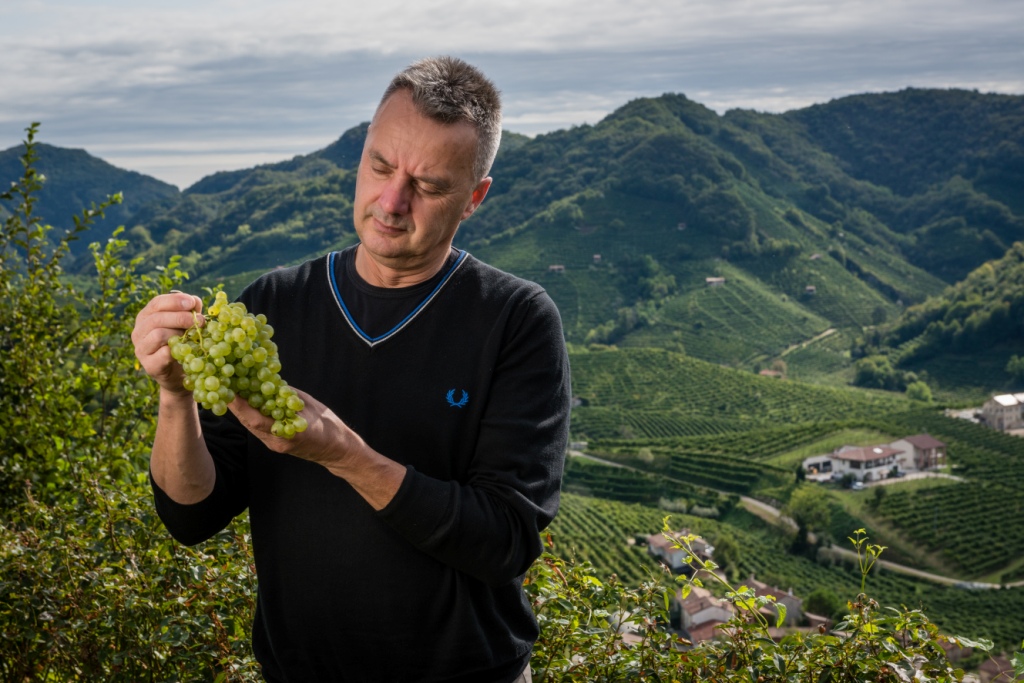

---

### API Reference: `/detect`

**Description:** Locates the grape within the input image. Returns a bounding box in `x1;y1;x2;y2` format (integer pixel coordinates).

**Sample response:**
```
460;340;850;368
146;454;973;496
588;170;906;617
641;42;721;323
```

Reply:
169;290;306;438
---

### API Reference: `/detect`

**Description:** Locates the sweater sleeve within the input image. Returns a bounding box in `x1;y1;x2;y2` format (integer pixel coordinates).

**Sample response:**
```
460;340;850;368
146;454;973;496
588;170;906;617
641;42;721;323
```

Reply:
375;290;571;586
150;409;251;546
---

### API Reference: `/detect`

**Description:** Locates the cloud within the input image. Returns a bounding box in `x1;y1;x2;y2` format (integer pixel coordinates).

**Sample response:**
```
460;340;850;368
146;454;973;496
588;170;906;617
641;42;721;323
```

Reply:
1;0;1021;187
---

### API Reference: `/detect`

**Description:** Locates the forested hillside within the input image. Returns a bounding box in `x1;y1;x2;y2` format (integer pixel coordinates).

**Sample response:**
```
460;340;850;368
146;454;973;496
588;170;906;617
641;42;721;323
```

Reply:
78;88;1023;390
0;142;179;263
855;242;1024;393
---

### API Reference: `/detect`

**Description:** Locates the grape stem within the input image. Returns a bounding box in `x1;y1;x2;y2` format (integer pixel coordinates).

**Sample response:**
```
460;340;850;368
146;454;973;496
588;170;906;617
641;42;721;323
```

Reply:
190;309;204;348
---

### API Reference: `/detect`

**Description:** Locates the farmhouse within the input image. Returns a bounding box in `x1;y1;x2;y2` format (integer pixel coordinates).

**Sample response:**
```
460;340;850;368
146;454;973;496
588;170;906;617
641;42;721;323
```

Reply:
547;264;566;273
748;575;804;627
705;277;726;287
980;393;1024;431
647;529;714;574
675;585;733;642
803;445;901;482
802;431;949;483
830;445;901;482
888;433;946;470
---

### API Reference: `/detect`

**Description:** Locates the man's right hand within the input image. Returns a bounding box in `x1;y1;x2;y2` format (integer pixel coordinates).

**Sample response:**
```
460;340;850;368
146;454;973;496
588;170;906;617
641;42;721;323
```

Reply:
132;293;205;396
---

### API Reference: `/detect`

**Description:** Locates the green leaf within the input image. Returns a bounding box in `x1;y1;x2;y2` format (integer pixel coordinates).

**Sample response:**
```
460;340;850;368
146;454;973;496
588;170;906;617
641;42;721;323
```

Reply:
775;603;787;628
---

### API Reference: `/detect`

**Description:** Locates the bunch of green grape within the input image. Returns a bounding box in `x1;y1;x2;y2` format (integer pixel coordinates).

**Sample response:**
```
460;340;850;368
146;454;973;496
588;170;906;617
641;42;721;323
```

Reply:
168;291;307;438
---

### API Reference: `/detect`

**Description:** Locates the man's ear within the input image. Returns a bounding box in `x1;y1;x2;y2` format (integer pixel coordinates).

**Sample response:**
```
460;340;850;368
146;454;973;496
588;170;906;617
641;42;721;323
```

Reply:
461;177;492;220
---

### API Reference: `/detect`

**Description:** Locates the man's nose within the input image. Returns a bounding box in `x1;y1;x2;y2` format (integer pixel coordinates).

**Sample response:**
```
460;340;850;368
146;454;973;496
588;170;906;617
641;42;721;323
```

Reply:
378;176;412;215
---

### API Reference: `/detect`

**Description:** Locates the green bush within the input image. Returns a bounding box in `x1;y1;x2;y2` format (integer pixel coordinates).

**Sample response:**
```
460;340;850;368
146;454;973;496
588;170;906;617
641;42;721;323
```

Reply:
0;125;260;681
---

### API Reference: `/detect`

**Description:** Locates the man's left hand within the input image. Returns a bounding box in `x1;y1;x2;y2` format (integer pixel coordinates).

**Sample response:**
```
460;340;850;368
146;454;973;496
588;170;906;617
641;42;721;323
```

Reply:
228;389;406;510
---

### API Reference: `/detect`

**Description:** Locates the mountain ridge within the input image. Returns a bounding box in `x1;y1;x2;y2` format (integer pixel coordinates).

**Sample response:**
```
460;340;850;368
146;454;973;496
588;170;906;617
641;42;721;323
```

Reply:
5;87;1022;394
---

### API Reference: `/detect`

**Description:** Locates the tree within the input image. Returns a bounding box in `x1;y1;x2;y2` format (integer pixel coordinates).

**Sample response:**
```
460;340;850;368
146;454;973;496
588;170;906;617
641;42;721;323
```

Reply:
784;486;832;536
1007;354;1024;383
906;380;933;403
805;586;845;622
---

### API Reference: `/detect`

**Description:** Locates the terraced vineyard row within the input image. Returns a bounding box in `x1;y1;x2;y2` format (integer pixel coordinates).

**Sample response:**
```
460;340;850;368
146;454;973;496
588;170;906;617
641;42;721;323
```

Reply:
551;494;1024;650
653;264;829;364
665;450;790;494
571;407;759;440
569;347;910;424
596;422;842;459
562;457;732;510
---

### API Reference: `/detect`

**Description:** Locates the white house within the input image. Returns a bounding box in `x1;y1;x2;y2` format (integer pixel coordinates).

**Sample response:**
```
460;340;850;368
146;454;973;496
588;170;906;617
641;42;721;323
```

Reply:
829;445;903;482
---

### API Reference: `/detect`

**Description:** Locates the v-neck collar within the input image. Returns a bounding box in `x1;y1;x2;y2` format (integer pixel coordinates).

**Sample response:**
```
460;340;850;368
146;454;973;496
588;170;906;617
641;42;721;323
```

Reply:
326;249;469;348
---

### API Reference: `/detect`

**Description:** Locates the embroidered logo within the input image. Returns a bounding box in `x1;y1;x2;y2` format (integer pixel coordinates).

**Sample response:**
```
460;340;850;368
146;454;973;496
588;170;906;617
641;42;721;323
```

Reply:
446;389;469;408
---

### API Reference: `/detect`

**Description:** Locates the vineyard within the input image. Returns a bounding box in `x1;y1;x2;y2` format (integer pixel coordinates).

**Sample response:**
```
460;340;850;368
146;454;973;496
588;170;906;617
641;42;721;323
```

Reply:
562;456;736;512
644;262;830;365
568;347;910;424
570;407;757;441
568;350;1024;585
875;481;1024;577
552;493;1024;651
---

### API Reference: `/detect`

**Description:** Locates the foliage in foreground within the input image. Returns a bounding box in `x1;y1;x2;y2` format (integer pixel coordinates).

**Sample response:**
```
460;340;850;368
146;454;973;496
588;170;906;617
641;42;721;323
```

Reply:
526;528;1021;682
1;126;1022;681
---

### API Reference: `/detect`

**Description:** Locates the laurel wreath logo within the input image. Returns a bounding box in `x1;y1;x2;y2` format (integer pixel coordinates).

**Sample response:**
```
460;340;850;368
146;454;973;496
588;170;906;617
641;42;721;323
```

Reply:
446;389;469;408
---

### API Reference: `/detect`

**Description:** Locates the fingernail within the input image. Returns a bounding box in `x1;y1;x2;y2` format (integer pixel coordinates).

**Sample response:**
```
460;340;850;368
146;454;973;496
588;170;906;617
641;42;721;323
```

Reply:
182;297;194;309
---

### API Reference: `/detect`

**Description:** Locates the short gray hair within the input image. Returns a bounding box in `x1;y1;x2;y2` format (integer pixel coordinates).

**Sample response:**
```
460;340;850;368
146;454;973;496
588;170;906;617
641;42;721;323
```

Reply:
378;56;502;182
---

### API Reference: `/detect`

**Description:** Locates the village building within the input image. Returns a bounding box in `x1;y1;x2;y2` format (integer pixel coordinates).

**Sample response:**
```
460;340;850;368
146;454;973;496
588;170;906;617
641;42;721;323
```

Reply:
802;445;901;482
980;393;1024;431
647;530;714;575
888;433;947;470
748;576;804;627
547;264;566;273
672;584;734;644
705;276;726;287
827;445;901;482
677;585;734;633
802;433;948;482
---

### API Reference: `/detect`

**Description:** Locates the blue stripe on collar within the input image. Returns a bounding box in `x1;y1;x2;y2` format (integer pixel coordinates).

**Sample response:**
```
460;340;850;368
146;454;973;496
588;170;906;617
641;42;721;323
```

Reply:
327;249;468;347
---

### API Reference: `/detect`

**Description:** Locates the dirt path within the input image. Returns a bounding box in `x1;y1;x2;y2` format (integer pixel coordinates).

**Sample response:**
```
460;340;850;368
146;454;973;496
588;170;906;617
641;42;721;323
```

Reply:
779;327;837;358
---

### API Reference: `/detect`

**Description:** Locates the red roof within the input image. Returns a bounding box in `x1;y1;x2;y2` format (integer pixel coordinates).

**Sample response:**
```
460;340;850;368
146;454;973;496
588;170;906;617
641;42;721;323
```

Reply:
687;619;728;643
904;433;945;449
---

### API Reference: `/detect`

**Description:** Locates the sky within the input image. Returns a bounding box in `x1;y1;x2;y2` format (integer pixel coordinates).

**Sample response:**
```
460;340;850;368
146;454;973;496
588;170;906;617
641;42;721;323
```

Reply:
1;0;1022;190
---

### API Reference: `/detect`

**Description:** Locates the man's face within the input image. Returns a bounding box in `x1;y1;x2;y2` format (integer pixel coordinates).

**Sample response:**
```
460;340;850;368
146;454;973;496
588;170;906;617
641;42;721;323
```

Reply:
353;89;490;277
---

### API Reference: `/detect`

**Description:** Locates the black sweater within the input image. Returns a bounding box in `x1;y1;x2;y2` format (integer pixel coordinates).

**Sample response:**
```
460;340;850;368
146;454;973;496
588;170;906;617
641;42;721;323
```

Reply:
151;249;572;682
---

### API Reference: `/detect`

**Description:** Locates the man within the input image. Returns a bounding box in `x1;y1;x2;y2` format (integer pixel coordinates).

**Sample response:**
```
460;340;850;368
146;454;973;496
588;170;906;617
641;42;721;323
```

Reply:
131;56;571;682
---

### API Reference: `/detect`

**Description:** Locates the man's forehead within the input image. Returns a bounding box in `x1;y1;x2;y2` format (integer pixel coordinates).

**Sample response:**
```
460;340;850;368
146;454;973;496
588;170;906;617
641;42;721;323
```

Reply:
364;92;477;176
369;89;478;143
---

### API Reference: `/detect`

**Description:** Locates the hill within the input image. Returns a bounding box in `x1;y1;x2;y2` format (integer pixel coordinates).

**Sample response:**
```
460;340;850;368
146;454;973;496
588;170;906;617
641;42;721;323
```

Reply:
73;88;1020;389
0;140;180;264
853;242;1024;397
